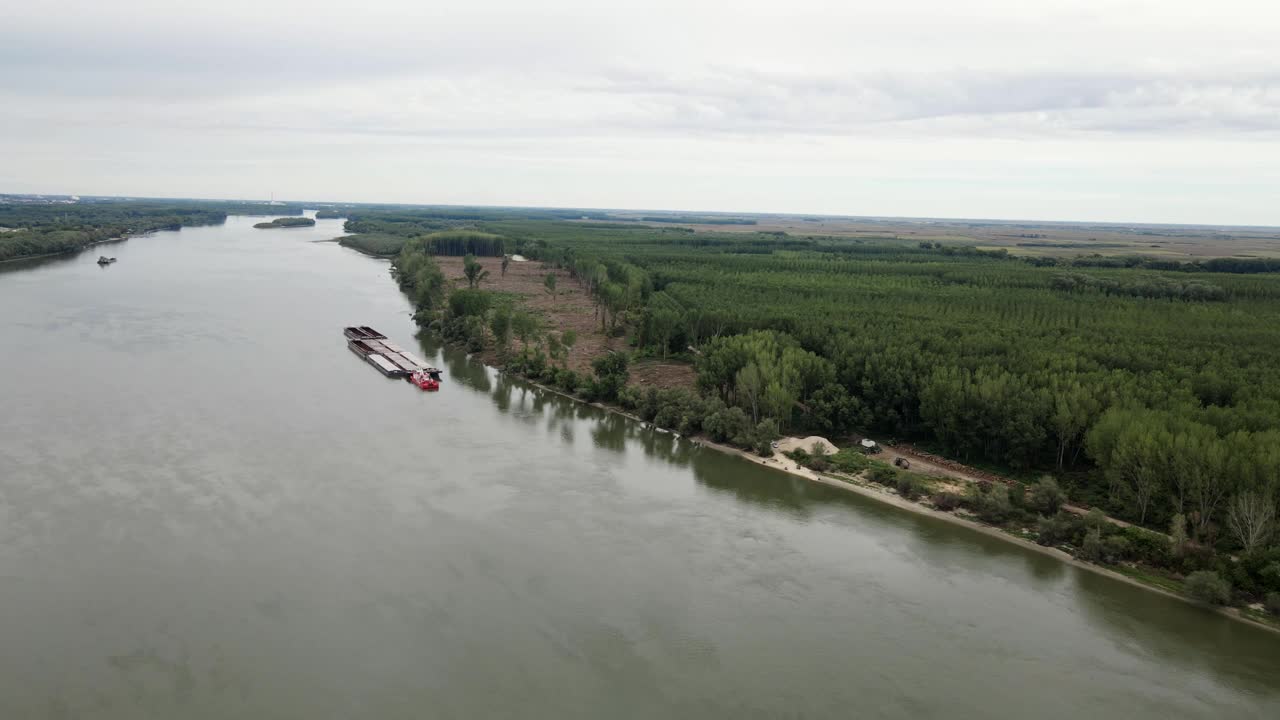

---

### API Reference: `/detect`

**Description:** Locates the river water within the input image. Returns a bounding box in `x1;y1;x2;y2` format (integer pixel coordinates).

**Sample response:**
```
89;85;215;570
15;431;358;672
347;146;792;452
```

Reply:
0;215;1277;718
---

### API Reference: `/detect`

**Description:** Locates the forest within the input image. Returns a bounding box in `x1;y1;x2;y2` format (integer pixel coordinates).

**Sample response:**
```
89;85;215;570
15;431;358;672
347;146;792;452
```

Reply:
0;199;305;262
372;209;1280;614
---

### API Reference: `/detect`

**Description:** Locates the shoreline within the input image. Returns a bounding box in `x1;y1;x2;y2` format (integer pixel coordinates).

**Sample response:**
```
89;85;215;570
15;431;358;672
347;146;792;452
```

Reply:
0;233;135;265
504;368;1280;636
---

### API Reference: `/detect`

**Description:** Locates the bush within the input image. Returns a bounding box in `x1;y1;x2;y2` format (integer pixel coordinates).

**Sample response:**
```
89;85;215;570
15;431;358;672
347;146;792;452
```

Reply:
896;475;923;501
1036;512;1085;547
975;484;1013;524
868;466;898;486
1078;528;1103;562
1120;526;1171;569
1184;571;1232;605
1102;535;1131;564
932;492;963;511
1029;476;1066;516
829;449;871;474
1266;592;1280;616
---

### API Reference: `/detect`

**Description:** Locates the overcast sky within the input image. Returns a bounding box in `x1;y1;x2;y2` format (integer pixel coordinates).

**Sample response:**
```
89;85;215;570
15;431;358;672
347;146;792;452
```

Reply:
2;0;1278;224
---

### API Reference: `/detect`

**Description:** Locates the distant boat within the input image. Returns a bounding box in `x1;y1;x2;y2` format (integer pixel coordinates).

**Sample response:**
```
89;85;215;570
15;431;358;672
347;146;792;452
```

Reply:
96;256;116;265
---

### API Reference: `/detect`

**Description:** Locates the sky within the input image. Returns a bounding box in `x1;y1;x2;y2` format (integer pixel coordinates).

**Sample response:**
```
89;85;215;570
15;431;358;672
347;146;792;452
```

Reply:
2;0;1278;225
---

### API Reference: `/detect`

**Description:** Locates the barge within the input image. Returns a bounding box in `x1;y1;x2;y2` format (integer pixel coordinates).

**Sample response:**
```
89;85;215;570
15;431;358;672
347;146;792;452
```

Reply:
344;326;443;386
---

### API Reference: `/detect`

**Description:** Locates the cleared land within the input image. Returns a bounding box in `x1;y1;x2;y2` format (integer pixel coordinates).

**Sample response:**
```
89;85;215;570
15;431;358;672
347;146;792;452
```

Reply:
433;255;695;389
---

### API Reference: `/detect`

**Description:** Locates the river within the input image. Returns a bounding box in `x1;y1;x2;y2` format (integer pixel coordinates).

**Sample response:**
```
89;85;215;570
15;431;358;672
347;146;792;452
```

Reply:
1;215;1277;718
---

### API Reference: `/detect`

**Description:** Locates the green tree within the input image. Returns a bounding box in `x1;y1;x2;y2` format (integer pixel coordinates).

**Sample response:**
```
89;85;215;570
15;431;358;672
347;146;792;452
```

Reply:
1169;513;1188;558
736;363;764;423
463;254;490;289
512;311;538;350
590;353;629;401
490;307;512;353
544;273;558;305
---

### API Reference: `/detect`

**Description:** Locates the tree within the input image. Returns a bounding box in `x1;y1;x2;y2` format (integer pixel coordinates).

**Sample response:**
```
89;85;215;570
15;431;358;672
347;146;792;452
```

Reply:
501;254;511;277
1184;570;1231;605
490;307;512;353
647;308;680;359
463;254;490;289
764;380;794;429
590;352;629;401
512;311;538;350
561;329;577;363
544;273;557;305
736;363;764;423
1169;513;1188;558
1227;488;1276;554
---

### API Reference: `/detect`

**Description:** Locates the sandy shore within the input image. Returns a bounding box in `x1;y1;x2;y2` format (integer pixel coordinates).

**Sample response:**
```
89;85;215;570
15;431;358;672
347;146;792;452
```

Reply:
696;435;1280;634
505;371;1279;634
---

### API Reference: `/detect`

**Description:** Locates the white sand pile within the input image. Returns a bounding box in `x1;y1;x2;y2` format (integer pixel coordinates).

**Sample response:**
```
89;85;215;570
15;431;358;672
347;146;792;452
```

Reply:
774;436;838;455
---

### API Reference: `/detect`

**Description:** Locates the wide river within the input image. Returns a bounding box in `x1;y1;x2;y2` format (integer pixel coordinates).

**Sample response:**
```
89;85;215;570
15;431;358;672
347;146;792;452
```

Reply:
1;215;1277;718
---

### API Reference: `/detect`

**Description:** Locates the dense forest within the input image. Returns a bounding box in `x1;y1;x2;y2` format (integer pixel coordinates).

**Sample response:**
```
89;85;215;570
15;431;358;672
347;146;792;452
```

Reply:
0;199;304;262
368;209;1280;613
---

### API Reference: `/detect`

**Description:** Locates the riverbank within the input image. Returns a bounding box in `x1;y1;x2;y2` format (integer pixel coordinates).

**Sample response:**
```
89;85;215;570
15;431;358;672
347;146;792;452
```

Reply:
497;361;1280;635
0;233;133;265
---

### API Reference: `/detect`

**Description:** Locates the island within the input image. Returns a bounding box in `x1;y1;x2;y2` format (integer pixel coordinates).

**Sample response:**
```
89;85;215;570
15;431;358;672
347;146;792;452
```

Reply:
253;217;316;229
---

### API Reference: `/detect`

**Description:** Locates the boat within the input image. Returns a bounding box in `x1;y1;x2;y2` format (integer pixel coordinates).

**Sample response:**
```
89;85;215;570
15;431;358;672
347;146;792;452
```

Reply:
97;256;117;265
409;369;440;391
343;325;443;386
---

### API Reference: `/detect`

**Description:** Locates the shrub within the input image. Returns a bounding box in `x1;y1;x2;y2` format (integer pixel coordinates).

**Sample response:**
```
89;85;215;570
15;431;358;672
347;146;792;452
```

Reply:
1184;571;1232;605
932;492;963;511
1007;483;1026;509
975;485;1013;524
1029;476;1066;515
1078;528;1102;562
1036;512;1085;547
830;449;871;474
1102;535;1131;563
868;466;898;486
1121;526;1171;569
896;475;923;501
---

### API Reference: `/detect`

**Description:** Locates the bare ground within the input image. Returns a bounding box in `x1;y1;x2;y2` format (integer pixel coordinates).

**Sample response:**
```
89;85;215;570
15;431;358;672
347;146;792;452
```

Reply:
435;255;696;389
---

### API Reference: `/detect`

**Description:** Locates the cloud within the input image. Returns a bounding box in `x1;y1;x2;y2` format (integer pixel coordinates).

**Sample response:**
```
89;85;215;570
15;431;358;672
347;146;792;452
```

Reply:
1;0;1279;222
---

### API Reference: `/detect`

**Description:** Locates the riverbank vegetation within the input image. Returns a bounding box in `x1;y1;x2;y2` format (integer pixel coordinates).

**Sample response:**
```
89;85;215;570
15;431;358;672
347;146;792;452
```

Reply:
0;199;306;262
361;209;1280;620
253;217;315;229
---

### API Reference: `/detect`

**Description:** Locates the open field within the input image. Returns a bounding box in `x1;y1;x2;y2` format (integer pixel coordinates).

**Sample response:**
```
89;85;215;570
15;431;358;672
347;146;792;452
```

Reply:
591;211;1280;259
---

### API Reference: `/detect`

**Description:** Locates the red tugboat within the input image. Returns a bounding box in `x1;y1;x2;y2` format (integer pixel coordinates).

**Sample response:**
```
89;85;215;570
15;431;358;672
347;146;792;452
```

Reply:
410;369;441;391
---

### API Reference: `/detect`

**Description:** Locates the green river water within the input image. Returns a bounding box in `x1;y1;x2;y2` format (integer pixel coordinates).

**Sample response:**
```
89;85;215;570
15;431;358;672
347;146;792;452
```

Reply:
0;215;1277;718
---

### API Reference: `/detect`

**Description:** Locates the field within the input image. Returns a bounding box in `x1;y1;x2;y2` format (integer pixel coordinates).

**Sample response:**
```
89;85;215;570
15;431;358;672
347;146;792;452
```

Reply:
591;211;1280;259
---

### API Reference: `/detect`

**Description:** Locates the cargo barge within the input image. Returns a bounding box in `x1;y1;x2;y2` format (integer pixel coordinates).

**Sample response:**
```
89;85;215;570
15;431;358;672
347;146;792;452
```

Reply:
344;326;443;386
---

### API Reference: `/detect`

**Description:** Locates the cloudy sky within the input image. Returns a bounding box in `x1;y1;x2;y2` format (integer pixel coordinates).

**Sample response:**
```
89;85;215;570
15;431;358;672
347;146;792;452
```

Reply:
2;0;1278;224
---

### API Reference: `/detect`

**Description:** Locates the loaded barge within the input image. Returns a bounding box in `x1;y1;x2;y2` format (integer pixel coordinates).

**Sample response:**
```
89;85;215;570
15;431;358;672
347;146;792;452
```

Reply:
345;326;442;389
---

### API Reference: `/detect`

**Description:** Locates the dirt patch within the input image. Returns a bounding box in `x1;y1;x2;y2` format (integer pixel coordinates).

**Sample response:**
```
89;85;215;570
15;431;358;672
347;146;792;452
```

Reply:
435;255;696;389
